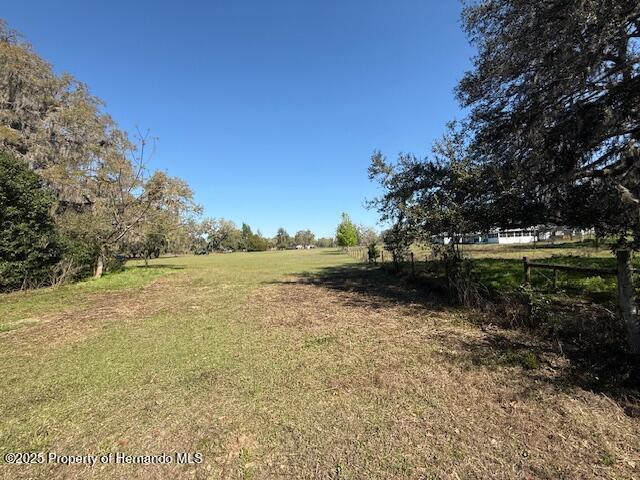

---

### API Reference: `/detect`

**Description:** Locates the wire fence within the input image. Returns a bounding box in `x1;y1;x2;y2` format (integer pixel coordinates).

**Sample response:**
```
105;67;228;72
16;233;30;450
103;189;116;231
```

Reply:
343;245;431;277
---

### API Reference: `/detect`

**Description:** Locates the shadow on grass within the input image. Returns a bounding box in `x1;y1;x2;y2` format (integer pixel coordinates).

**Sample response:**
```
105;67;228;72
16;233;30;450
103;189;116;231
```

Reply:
286;262;449;312
131;264;186;270
277;261;640;409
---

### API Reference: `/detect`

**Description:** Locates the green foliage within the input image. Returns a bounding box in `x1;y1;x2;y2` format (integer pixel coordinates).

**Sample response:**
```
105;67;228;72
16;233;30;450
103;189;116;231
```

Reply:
368;122;489;258
382;224;411;265
275;228;292;249
0;153;61;291
367;243;380;263
316;237;335;248
293;229;315;247
247;233;269;252
240;223;252;250
432;245;486;306
368;2;640;270
239;223;269;252
0;21;199;281
517;284;552;328
336;213;358;247
58;229;100;280
202;218;237;252
458;0;640;245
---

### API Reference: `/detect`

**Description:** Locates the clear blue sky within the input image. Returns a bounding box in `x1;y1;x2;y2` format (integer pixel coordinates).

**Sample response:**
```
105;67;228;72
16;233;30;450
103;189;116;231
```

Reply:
5;1;473;238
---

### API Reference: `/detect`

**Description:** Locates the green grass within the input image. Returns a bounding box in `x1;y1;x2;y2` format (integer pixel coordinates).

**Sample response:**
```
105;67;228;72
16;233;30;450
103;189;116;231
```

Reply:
1;249;638;479
359;240;635;303
0;266;175;331
470;255;625;299
470;251;640;305
0;250;362;473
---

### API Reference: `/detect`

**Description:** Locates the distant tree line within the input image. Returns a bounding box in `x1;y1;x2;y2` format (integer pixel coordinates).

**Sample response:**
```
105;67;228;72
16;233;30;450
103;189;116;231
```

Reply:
183;213;383;255
188;218;347;253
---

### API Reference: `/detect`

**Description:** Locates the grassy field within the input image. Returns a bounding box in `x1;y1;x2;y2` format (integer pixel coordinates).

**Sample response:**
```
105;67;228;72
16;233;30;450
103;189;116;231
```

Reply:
1;249;639;479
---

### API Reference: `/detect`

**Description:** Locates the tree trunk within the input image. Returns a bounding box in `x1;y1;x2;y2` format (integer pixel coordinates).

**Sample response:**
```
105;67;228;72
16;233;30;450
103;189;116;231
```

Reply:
616;249;640;357
94;246;106;279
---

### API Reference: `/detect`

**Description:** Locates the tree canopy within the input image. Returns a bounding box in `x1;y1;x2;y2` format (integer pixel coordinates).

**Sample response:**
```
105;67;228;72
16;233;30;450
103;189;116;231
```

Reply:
336;213;359;247
275;228;292;249
458;0;640;244
0;20;199;284
369;1;640;248
293;229;315;247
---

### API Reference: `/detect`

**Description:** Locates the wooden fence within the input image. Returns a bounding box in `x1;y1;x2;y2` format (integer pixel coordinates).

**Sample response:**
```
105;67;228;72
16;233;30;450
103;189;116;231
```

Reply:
523;252;640;354
344;246;640;354
522;256;617;290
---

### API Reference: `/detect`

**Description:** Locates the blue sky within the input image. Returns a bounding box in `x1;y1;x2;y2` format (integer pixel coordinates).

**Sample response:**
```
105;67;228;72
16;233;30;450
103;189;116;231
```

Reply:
5;1;473;238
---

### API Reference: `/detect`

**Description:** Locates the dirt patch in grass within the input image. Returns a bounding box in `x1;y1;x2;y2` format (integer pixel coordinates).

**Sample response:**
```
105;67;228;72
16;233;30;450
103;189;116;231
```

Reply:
0;272;192;352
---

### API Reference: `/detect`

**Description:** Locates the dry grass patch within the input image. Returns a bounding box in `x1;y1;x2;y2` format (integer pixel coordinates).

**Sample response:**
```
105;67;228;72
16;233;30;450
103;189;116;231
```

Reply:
239;278;640;479
0;271;194;352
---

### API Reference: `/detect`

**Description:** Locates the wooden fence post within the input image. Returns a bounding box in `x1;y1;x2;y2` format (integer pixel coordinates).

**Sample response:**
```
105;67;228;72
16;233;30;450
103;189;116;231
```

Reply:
411;252;415;278
523;257;531;285
616;249;640;356
381;251;384;264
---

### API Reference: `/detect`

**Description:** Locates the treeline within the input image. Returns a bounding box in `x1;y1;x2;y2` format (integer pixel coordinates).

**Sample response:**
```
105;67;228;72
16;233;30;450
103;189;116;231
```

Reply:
183;213;381;254
0;20;199;290
186;219;332;253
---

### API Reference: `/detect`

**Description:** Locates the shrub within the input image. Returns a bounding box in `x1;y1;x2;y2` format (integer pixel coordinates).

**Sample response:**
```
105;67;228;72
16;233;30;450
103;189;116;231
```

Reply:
0;153;61;291
367;243;380;263
247;234;269;252
432;244;487;306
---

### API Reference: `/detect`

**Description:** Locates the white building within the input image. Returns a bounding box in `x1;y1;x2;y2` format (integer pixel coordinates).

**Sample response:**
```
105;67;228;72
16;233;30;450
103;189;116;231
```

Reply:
486;228;537;244
433;227;595;245
434;228;538;245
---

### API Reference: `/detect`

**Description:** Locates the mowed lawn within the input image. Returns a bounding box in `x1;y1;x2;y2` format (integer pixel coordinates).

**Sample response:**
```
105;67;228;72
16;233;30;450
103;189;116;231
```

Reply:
1;249;639;479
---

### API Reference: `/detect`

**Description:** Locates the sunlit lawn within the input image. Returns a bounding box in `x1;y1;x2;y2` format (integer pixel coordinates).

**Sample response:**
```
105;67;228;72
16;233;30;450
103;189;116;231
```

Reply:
1;249;638;479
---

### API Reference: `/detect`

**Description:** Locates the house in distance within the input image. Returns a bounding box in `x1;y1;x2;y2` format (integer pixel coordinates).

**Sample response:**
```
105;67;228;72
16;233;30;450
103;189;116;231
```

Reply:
433;228;594;245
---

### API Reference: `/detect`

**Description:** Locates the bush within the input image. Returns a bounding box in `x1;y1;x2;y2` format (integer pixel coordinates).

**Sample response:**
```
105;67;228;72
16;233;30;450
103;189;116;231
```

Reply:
247;234;269;252
0;153;61;291
61;235;100;280
367;243;380;263
432;244;487;306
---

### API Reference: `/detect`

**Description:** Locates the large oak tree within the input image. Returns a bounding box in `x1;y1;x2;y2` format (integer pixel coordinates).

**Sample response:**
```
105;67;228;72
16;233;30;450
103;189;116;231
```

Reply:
458;0;640;242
